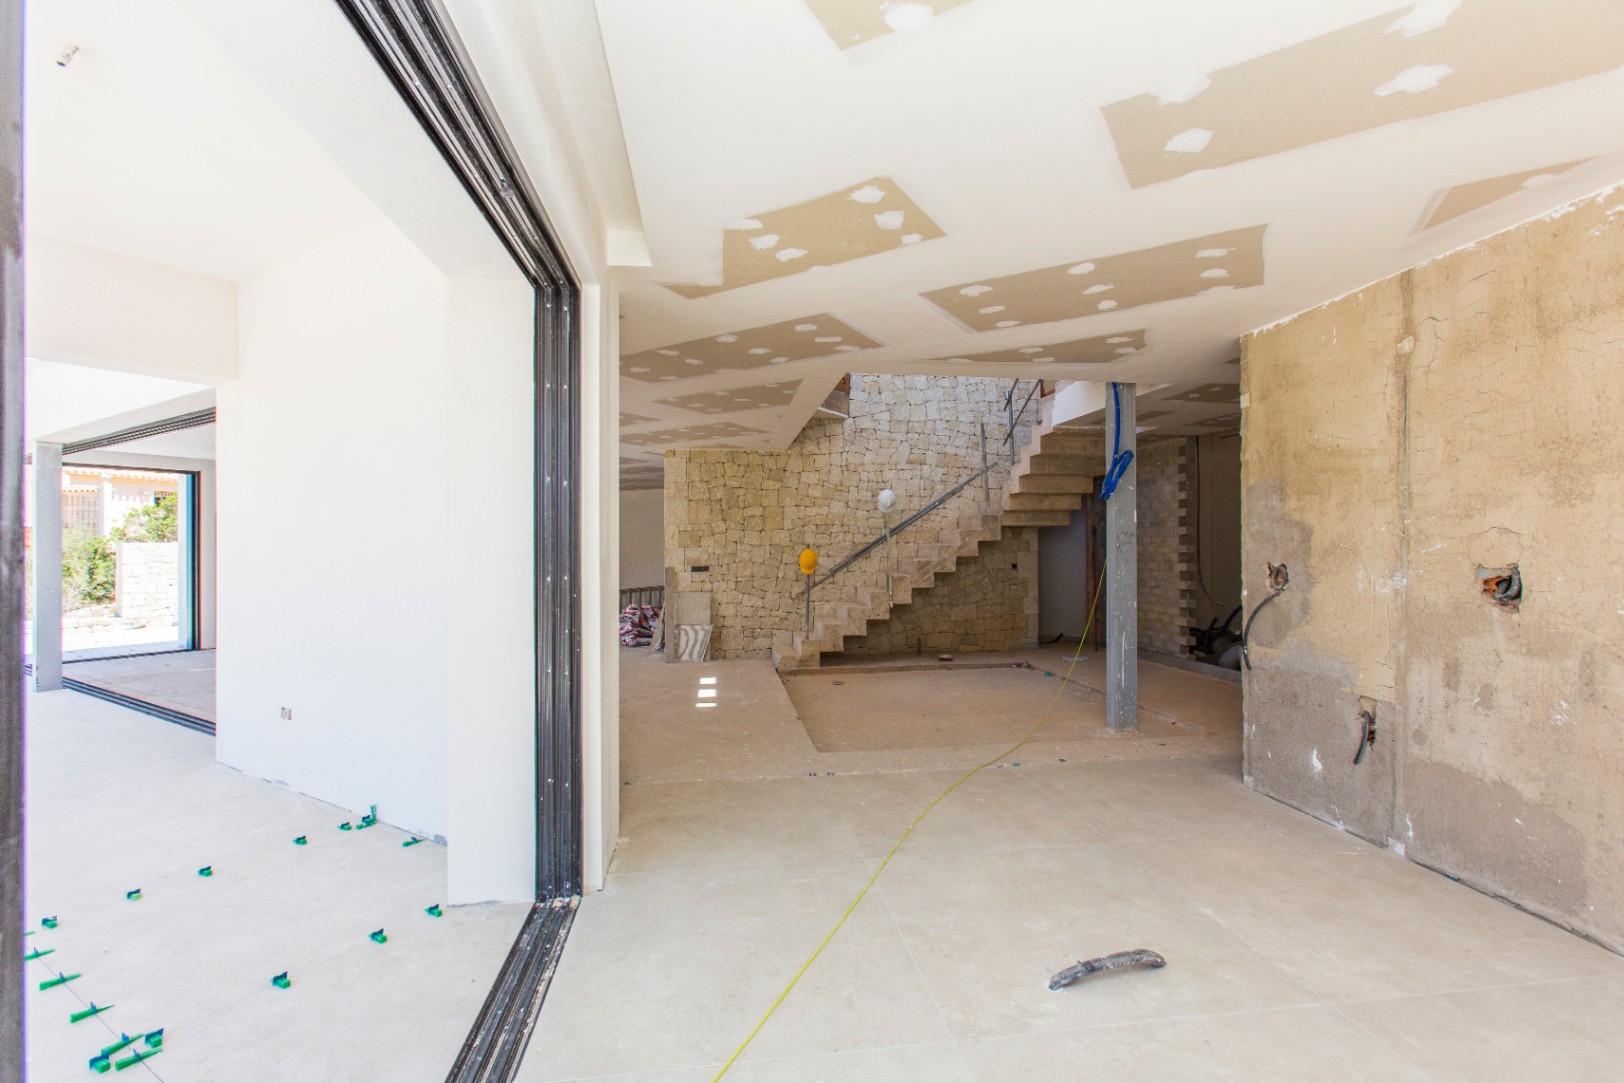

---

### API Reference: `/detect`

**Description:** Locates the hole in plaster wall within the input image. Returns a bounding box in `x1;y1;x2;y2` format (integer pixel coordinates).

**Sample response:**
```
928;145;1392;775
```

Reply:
1375;63;1453;96
1477;564;1522;609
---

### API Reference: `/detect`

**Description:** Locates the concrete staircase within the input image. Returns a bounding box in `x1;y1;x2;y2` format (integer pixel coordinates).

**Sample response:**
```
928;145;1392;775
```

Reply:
771;419;1105;670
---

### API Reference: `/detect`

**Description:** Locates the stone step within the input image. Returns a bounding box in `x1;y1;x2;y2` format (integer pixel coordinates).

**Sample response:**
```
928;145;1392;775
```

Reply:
1005;491;1083;511
1001;509;1074;527
1010;472;1097;495
1024;453;1099;475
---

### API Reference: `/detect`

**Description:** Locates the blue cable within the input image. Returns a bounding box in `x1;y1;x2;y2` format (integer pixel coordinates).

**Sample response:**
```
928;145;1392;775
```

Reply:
1099;382;1134;501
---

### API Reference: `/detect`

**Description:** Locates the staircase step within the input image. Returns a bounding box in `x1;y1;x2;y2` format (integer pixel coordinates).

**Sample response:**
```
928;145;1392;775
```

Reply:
1001;510;1074;527
1005;491;1083;512
1025;453;1101;475
1011;472;1097;494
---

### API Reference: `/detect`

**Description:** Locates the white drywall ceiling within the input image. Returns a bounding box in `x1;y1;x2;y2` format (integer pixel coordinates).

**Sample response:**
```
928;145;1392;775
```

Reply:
23;0;388;282
487;0;1624;466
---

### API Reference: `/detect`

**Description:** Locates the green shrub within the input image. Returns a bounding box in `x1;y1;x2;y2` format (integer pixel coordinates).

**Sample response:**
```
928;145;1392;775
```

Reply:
62;528;116;609
111;492;178;543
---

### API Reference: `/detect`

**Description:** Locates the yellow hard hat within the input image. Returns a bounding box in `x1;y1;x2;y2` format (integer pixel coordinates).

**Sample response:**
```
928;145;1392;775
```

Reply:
799;547;818;575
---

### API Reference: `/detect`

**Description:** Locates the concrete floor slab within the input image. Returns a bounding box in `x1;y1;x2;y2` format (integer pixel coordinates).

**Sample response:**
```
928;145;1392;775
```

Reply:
21;688;526;1082
517;645;1624;1082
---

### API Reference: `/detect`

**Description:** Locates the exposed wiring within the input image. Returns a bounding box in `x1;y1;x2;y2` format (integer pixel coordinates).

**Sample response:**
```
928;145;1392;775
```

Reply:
1099;382;1135;502
1353;708;1377;765
1240;562;1289;671
709;562;1111;1081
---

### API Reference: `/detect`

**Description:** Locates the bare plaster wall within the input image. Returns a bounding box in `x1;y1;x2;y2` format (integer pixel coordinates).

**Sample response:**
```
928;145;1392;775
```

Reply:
664;374;1036;659
1241;185;1624;951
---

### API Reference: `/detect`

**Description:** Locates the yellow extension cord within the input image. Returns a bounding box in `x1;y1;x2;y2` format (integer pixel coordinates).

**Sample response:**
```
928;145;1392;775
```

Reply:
710;563;1110;1080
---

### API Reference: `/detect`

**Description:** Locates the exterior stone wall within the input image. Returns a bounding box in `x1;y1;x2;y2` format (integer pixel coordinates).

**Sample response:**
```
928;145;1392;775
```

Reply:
1137;438;1194;656
1240;185;1624;952
114;542;179;624
664;374;1038;659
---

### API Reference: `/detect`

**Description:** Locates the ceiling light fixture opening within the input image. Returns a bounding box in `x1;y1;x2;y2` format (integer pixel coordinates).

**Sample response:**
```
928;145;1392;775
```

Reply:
884;3;936;32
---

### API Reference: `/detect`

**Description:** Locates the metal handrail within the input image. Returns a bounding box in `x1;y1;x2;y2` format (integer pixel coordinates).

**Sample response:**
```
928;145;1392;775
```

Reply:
1000;381;1039;461
795;379;1043;602
795;463;993;599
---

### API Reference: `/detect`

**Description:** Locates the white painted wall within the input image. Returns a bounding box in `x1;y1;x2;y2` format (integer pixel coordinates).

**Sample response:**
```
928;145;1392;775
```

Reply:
218;220;453;844
446;276;537;903
24;236;237;382
618;488;664;589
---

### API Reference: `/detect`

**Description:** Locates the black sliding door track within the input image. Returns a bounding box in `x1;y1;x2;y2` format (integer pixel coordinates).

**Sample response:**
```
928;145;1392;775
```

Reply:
331;3;584;1081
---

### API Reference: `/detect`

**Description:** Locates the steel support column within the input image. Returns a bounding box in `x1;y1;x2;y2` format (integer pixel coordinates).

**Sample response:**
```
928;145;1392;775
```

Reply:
31;442;61;692
1105;382;1138;732
1;0;26;1073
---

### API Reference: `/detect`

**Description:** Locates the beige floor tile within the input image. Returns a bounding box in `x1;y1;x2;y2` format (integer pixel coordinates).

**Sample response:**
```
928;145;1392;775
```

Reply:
21;689;520;1080
620;651;820;784
877;845;1321;1040
611;777;864;873
561;1042;974;1082
1133;827;1624;1002
1338;973;1624;1083
956;1005;1435;1082
519;863;952;1081
1020;756;1316;841
826;766;1100;858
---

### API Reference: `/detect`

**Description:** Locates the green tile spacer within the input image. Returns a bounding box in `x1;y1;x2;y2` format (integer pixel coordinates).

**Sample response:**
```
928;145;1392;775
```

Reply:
125;889;141;901
101;1035;134;1056
89;1054;111;1074
337;822;352;831
41;916;58;928
197;865;213;877
143;1029;164;1049
293;835;307;845
368;928;387;944
271;971;291;990
39;971;80;990
70;1003;113;1023
114;1047;161;1071
424;904;443;918
402;837;424;847
23;947;53;961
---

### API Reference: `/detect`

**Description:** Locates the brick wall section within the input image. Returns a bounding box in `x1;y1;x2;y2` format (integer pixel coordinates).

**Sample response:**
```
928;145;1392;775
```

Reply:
664;374;1038;659
1136;438;1194;656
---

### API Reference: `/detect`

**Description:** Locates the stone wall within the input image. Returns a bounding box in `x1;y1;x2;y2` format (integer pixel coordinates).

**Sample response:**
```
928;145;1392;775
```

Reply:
1240;184;1624;952
114;542;179;624
1137;438;1194;656
840;528;1038;655
664;374;1038;659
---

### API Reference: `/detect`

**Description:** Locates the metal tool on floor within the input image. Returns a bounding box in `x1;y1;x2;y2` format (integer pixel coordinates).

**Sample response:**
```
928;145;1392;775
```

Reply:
1048;949;1167;990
